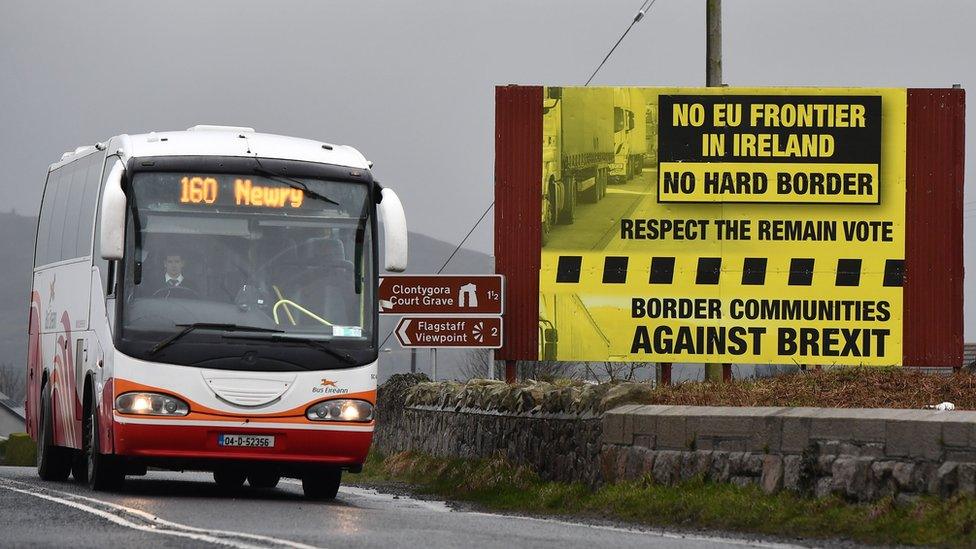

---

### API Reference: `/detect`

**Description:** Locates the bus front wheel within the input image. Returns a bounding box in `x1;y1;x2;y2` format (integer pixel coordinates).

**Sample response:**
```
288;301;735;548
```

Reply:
84;401;124;491
302;468;341;500
214;468;247;491
248;471;281;489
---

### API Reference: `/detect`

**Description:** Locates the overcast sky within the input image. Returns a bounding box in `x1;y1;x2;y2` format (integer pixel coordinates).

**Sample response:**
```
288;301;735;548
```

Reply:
1;0;972;338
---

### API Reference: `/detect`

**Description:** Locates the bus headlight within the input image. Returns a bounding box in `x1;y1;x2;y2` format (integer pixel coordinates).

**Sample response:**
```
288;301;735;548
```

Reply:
115;392;190;416
306;399;373;422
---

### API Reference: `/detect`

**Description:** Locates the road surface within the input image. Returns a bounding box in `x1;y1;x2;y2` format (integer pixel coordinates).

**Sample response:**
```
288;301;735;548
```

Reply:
0;466;804;548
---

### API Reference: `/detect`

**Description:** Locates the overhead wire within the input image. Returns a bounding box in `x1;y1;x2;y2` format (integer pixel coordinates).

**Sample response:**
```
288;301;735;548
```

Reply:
585;0;658;86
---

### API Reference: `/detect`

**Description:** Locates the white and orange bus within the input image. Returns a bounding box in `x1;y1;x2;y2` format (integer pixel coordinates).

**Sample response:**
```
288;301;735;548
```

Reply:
26;125;407;499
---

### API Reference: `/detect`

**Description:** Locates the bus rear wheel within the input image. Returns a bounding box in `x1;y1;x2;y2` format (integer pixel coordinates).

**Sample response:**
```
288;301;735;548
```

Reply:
37;383;71;482
302;468;341;500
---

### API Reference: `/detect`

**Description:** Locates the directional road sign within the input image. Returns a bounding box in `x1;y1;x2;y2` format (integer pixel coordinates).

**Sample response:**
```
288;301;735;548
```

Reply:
395;317;503;349
379;275;503;315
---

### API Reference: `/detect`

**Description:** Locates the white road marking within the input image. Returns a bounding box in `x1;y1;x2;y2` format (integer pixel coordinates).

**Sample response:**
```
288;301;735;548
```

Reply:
0;478;322;549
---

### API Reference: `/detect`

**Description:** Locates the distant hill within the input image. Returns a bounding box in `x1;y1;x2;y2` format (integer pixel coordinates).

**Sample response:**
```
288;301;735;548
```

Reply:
0;212;493;389
0;212;35;378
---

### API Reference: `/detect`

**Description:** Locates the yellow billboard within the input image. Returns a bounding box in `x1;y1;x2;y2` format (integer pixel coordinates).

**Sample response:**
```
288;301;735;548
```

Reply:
539;87;905;366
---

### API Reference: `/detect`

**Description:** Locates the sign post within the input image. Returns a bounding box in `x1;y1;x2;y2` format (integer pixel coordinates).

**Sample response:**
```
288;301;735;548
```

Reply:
432;348;437;382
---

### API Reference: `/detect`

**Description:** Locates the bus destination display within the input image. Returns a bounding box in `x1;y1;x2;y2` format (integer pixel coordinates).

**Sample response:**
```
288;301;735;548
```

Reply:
178;175;305;209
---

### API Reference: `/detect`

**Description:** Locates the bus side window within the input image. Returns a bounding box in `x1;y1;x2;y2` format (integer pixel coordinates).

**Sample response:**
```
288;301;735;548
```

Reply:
62;156;88;259
74;153;103;258
46;162;71;263
93;158;119;298
34;169;56;268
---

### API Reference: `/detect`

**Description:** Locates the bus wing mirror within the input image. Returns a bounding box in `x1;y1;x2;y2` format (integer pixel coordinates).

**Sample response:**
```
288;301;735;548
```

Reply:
99;161;126;260
378;187;407;272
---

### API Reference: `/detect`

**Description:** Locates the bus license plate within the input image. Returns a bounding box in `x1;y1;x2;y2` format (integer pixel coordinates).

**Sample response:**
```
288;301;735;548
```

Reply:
218;434;275;448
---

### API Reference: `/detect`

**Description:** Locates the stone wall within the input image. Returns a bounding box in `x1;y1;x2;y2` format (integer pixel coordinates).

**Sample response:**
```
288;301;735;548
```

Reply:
373;376;976;501
603;405;976;501
373;374;603;485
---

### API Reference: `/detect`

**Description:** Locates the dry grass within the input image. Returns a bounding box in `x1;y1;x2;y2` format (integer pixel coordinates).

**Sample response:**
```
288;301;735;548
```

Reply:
635;368;976;409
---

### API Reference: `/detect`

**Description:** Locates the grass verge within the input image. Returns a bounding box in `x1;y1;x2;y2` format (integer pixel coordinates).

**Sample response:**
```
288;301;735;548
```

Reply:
0;433;35;466
350;451;976;547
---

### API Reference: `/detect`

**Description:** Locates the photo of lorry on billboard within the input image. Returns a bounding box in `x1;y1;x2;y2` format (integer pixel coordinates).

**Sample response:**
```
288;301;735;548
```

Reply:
538;86;906;366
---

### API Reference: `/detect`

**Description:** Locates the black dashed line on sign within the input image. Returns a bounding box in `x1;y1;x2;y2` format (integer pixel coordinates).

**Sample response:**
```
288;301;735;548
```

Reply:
788;258;815;286
649;257;675;284
696;257;721;285
556;256;582;283
836;258;862;287
602;256;628;284
883;259;904;287
741;257;767;286
552;256;906;287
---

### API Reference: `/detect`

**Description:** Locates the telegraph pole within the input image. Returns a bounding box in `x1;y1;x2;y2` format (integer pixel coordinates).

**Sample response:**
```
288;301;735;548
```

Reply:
705;0;730;383
706;0;722;87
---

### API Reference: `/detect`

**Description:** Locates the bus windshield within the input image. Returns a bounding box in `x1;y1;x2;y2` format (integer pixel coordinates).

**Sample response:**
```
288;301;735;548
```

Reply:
118;170;375;368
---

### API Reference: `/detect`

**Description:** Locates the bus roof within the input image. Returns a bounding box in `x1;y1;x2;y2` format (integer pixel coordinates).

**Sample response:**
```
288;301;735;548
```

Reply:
51;125;372;172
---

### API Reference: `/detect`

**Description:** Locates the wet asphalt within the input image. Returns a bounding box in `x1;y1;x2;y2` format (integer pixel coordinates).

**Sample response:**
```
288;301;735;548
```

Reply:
0;466;814;549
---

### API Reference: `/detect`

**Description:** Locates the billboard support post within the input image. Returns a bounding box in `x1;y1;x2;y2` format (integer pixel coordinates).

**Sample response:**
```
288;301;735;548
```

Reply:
505;360;517;384
659;363;672;386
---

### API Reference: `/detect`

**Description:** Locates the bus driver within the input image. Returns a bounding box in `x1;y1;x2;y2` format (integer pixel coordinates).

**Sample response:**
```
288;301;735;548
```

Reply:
154;253;196;296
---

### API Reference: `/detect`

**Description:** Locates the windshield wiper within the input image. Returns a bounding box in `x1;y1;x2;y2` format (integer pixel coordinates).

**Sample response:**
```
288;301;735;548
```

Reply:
252;166;341;207
149;323;283;356
222;333;358;365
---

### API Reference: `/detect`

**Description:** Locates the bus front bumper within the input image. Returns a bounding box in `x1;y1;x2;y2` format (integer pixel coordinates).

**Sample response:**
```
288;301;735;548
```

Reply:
112;415;372;467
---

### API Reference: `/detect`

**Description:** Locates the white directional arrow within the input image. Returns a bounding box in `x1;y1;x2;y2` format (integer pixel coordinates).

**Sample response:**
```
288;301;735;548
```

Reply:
396;319;412;345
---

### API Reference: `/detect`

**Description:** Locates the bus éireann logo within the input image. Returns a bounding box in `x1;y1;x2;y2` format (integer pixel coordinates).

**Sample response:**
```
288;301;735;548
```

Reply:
44;275;57;331
313;379;349;395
